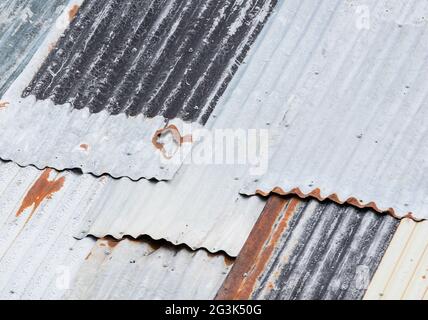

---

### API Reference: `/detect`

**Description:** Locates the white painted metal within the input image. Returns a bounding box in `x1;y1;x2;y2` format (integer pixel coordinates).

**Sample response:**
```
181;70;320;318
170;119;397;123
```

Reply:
364;219;428;300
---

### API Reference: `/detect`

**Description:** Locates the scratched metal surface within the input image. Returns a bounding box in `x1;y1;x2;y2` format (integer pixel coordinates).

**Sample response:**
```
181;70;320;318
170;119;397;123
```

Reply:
0;0;69;96
216;196;399;300
240;0;428;219
0;161;231;299
0;0;276;180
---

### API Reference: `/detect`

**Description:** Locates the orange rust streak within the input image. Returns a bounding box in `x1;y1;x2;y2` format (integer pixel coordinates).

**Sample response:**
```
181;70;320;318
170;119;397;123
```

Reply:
68;4;80;21
215;195;298;300
0;101;9;108
16;169;65;221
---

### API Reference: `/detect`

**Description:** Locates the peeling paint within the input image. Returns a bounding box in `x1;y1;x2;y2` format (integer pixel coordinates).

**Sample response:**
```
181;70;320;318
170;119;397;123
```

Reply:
16;168;65;222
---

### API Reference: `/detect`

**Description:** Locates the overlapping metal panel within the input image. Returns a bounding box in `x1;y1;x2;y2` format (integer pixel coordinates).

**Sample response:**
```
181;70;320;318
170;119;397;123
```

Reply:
66;238;232;300
240;0;428;219
0;152;258;259
364;219;428;300
0;0;276;180
0;0;70;96
216;195;399;300
0;160;232;299
69;0;318;257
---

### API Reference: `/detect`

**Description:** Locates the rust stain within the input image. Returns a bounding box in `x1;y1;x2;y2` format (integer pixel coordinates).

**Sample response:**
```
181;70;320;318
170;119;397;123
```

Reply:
79;143;89;151
152;124;192;159
106;238;119;248
85;252;92;260
0;101;9;108
215;195;299;300
224;256;235;267
16;169;65;222
254;186;417;221
68;4;80;21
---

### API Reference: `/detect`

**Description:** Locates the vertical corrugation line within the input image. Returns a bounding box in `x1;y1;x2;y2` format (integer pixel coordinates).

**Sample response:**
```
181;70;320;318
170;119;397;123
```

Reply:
217;195;399;300
22;0;277;123
364;219;428;300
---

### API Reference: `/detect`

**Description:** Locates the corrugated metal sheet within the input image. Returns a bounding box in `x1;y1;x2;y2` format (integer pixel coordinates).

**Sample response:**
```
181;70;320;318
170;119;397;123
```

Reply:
216;195;399;300
364;219;428;300
0;152;259;257
23;0;276;122
0;0;70;96
0;161;97;299
240;0;428;219
0;0;276;180
69;0;318;256
66;237;232;300
0;160;232;299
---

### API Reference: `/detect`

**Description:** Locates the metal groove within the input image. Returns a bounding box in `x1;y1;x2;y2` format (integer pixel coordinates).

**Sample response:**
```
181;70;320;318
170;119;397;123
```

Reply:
216;195;399;300
22;0;277;123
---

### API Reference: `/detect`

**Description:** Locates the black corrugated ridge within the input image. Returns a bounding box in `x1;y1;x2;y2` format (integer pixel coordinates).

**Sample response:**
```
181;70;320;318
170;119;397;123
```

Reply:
251;199;399;300
22;0;277;124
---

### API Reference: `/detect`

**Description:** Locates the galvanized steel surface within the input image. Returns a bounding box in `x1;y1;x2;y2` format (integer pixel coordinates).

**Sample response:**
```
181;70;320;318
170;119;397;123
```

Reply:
240;0;428;219
217;195;399;300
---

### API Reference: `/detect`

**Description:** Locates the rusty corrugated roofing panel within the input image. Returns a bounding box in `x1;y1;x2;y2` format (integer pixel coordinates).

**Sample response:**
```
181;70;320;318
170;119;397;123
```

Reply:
0;161;232;299
66;0;304;256
66;238;232;300
239;0;428;219
0;0;276;180
0;0;71;96
216;195;399;300
364;219;428;300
